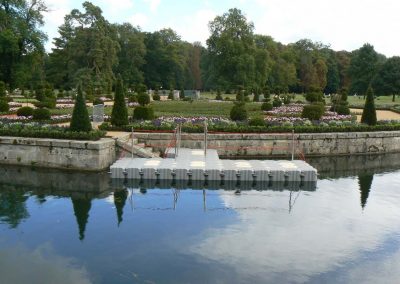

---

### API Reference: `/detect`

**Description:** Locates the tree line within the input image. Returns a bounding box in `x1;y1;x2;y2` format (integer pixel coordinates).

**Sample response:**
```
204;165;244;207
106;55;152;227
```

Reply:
1;2;399;99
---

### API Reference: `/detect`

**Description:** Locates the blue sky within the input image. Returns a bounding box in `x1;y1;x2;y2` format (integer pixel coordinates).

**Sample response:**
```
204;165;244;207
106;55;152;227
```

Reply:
43;0;400;56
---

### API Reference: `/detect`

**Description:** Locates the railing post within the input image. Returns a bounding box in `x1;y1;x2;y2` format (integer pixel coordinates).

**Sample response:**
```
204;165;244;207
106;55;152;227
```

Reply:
174;126;178;159
291;129;295;161
131;127;134;159
204;119;208;156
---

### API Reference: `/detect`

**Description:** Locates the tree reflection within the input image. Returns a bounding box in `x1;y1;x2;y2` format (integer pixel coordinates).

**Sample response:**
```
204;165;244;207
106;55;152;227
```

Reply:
358;174;374;209
114;189;128;226
0;186;29;228
71;197;92;241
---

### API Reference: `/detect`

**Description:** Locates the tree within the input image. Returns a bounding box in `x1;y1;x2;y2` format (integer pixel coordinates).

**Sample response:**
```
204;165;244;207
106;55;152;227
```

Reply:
70;84;92;132
358;174;374;209
111;77;128;126
348;44;381;98
0;81;5;97
372;56;400;102
0;0;47;89
206;8;260;91
361;86;377;125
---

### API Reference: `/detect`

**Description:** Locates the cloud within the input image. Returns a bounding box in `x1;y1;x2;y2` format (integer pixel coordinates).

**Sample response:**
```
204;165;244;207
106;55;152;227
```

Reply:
0;243;92;284
143;0;161;13
189;174;400;282
129;13;149;28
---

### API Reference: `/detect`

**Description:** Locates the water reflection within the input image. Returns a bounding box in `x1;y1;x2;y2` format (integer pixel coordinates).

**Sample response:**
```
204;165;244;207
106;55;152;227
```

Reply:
113;189;128;226
72;197;92;241
0;186;29;228
358;174;374;209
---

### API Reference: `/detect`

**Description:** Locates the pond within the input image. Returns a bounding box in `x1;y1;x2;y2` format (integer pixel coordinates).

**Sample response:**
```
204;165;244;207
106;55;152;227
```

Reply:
1;154;400;284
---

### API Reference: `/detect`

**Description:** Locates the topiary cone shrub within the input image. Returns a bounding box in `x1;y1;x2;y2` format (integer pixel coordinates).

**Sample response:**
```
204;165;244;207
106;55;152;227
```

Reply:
70;85;92;132
230;102;248;121
111;77;128;126
361;86;377;126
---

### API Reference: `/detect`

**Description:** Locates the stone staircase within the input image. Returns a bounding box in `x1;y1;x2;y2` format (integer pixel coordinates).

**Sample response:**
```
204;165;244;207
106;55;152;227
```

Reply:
113;133;159;158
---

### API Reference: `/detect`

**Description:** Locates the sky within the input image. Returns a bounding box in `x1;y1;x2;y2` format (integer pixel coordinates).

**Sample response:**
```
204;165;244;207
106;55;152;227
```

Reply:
43;0;400;57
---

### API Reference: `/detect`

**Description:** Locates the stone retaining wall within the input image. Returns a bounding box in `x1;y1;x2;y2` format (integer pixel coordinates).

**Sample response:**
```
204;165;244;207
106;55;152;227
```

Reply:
0;136;116;171
134;131;400;158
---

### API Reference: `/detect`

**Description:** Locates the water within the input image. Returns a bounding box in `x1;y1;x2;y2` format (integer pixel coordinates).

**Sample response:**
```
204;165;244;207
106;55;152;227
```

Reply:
1;154;400;284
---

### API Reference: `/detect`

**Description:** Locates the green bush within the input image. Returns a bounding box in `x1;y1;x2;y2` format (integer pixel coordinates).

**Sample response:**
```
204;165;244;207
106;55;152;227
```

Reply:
33;108;51;120
302;104;325;120
180;89;185;99
17;106;34;117
248;116;265;126
261;102;273;111
0;100;9;112
236;90;245;102
128;94;138;103
361;86;377;126
305;92;324;103
152;93;160;101
138;93;150;106
70;85;92;132
0;81;6;97
283;95;291;105
272;98;282;107
133;106;155;120
336;104;350;115
168;89;174;100
111;77;128;126
230;102;248;121
93;98;104;105
215;89;223;100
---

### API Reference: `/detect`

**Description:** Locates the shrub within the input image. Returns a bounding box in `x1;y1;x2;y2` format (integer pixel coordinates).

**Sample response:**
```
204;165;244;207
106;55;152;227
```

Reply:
180;89;185;99
336;104;350;115
283;95;291;105
305;91;324;103
301;104;325;120
261;102;273;111
230;102;248;121
128;94;138;102
70;85;92;132
253;90;260;102
17;106;34;117
215;89;223;100
168;89;174;100
249;116;265;126
106;94;113;100
0;100;9;112
93;98;104;105
138;93;150;106
0;81;5;97
133;106;155;120
33;108;51;120
111;77;128;126
361;86;377;126
152;92;160;101
272;98;282;107
236;90;245;102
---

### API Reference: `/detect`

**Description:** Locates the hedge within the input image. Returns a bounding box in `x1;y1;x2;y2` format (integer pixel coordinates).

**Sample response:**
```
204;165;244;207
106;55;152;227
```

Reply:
0;124;106;140
99;122;400;134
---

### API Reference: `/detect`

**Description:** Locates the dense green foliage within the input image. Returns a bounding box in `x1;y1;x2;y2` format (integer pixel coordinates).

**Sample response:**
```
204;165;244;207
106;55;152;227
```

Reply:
138;93;151;106
133;106;155;120
70;86;92;132
0;100;9;112
17;107;34;117
0;123;105;140
230;102;248;121
100;121;400;134
372;57;400;101
111;77;128;126
261;102;273;111
32;108;51;120
361;86;377;125
302;104;325;120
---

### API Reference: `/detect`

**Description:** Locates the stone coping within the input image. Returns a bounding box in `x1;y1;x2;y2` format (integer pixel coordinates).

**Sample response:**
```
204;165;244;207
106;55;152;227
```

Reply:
0;136;115;150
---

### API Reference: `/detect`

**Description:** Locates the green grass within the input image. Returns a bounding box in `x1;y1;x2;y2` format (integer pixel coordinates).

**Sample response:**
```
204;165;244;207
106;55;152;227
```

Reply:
13;98;38;103
346;95;400;108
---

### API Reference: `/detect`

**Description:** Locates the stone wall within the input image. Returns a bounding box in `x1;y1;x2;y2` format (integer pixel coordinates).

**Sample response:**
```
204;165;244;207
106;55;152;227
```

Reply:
0;136;116;171
134;131;400;158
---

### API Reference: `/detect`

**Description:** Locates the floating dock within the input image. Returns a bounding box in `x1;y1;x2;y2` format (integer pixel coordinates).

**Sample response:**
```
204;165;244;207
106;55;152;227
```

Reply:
110;148;317;184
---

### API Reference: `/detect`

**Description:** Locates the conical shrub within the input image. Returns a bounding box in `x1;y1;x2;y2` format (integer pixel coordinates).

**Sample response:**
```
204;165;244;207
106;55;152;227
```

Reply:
361;86;377;126
111;77;128;126
70;84;92;132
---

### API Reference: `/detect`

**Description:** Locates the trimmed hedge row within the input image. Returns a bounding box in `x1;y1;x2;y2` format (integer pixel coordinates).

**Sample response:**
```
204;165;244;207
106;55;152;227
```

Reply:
100;122;400;134
0;125;106;140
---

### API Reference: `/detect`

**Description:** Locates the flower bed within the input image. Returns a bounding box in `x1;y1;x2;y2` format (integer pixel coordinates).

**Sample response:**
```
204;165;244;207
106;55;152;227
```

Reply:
0;114;71;124
0;122;106;140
